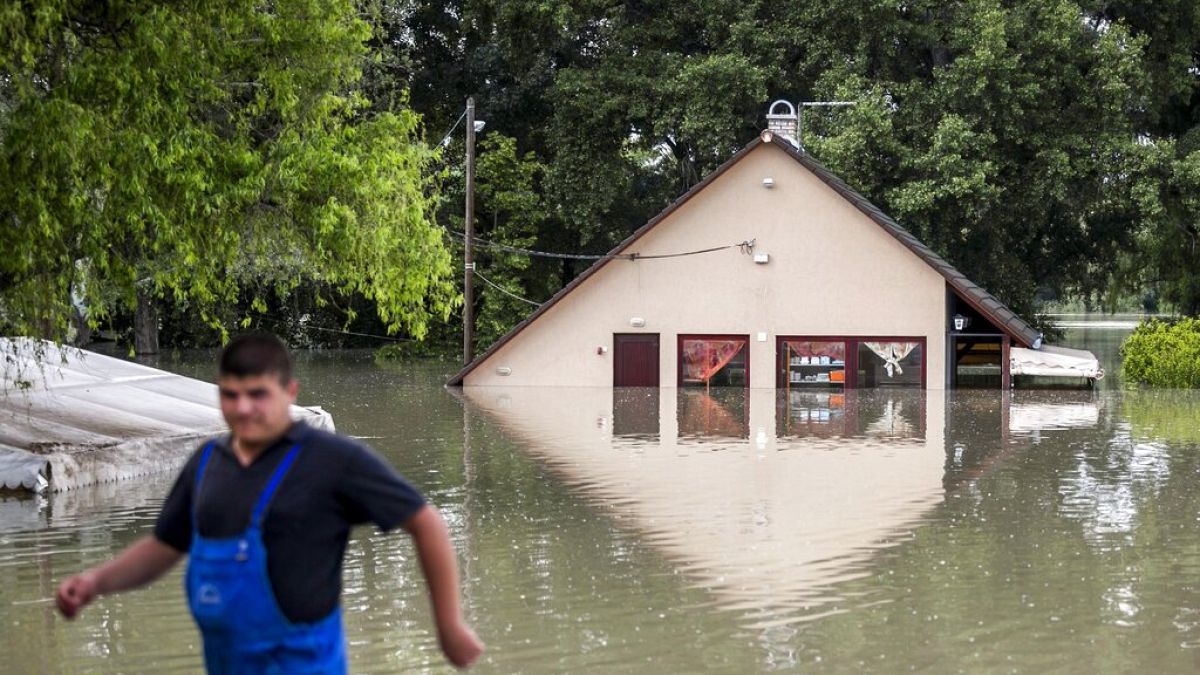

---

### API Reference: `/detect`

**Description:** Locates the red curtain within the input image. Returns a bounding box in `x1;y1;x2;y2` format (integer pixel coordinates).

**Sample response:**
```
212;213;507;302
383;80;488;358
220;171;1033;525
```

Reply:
785;340;845;361
682;339;746;383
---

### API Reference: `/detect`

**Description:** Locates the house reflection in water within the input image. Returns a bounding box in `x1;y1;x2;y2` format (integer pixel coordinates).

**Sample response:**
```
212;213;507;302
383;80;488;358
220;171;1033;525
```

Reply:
461;386;1102;626
775;390;927;441
676;388;749;441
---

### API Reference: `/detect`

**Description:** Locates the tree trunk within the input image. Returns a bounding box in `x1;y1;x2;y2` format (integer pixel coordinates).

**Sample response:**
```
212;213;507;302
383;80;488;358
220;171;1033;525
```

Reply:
134;289;160;354
71;305;92;347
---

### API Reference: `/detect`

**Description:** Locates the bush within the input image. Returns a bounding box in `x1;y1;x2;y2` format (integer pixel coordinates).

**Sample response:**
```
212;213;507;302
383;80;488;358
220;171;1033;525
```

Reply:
1120;318;1200;388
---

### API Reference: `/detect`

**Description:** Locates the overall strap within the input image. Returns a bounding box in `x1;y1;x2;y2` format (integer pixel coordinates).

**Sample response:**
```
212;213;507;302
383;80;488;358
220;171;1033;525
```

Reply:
250;444;302;529
191;441;218;532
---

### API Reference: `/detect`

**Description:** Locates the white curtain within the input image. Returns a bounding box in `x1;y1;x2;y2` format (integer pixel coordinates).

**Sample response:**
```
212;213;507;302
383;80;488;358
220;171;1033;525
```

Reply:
863;342;918;378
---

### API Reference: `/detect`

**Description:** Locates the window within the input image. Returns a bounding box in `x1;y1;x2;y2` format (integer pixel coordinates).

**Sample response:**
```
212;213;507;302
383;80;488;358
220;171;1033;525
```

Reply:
678;335;749;388
781;340;846;389
776;336;927;390
857;341;923;388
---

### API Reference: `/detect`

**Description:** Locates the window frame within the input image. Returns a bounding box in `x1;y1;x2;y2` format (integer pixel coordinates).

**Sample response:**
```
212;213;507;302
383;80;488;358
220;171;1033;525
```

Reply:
677;333;752;388
775;335;927;389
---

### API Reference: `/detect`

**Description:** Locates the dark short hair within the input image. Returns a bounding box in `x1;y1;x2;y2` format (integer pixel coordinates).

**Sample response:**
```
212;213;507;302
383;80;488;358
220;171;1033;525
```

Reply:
218;333;293;383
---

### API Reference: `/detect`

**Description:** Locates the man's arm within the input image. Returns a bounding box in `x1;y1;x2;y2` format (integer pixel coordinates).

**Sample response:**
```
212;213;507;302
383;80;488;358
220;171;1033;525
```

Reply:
404;504;484;668
56;536;183;619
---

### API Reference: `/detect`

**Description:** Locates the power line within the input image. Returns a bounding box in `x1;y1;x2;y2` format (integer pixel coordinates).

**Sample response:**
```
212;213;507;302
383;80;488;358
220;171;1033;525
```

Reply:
447;230;755;261
437;109;468;149
447;231;610;260
473;269;542;307
255;314;415;342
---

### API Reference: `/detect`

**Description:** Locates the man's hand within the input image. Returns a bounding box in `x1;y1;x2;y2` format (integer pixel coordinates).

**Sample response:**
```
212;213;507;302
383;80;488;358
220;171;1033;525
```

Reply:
56;571;100;619
54;536;183;621
438;620;485;669
405;505;485;668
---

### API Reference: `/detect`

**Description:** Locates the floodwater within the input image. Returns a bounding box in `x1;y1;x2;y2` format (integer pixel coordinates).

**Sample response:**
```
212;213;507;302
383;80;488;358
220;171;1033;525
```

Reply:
3;320;1200;672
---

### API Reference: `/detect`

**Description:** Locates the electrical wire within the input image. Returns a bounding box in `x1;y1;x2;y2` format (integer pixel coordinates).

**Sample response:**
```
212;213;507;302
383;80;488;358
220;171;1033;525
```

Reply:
255;314;414;342
473;269;543;307
448;231;610;260
437;109;468;149
448;230;755;261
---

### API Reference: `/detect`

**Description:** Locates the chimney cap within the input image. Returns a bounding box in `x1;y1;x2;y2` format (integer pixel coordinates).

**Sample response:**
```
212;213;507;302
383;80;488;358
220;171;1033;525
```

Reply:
766;100;797;119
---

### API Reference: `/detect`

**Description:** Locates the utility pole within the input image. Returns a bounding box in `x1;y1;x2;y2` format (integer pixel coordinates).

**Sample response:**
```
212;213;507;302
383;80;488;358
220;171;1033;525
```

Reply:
463;97;476;365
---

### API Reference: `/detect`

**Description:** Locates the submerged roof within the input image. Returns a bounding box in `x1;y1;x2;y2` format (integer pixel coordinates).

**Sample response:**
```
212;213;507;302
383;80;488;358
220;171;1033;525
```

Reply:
0;338;333;491
448;131;1039;385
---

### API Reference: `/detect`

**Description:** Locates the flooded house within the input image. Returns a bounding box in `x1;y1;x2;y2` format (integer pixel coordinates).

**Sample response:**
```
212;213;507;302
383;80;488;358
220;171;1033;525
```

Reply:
448;103;1101;391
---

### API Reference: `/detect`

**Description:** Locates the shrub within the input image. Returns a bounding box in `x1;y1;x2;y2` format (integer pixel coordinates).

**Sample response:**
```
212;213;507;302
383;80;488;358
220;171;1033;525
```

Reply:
1120;318;1200;388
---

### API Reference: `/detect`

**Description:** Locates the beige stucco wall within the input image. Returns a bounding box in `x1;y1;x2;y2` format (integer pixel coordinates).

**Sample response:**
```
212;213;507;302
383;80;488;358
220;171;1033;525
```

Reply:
464;140;948;389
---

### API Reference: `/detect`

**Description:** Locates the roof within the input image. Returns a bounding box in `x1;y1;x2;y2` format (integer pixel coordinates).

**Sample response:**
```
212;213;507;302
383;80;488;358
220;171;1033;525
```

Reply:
0;338;334;491
447;131;1040;386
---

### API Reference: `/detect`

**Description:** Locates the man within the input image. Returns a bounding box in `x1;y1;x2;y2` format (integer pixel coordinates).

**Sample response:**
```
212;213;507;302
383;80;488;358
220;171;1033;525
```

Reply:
56;333;484;672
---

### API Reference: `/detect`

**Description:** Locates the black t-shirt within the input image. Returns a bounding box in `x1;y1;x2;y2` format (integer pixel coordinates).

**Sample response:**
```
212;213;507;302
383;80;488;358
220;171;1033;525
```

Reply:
154;421;426;623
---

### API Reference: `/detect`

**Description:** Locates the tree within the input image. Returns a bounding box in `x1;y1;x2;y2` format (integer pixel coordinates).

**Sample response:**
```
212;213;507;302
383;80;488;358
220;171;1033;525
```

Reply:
800;0;1153;319
1088;1;1200;315
381;0;1180;336
0;1;456;351
465;134;551;347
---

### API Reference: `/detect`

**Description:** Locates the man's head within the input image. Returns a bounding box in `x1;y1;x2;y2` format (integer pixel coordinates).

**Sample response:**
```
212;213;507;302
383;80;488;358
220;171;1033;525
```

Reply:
217;333;298;447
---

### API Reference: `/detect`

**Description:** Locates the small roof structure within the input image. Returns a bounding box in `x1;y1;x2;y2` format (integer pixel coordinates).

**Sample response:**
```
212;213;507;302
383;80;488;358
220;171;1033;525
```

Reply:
449;131;1040;386
0;338;333;492
1010;345;1104;380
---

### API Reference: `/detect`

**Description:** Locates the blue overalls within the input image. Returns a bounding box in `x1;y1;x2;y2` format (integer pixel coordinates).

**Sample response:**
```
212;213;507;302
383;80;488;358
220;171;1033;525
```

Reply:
186;442;347;674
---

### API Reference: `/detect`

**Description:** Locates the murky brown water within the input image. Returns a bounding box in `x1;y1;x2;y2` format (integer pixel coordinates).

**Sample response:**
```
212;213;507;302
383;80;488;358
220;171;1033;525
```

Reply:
4;321;1200;672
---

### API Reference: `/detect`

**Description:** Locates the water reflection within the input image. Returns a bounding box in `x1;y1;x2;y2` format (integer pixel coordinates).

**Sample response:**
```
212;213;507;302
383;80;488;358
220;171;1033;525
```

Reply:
464;386;950;626
677;388;748;440
612;388;660;439
776;390;928;441
9;348;1200;672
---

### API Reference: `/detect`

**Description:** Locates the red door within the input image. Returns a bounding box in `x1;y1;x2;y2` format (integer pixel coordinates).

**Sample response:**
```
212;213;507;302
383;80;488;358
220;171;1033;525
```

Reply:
614;334;660;386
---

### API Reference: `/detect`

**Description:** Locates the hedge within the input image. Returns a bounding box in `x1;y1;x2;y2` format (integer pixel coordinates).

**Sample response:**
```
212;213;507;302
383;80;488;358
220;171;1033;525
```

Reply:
1120;318;1200;388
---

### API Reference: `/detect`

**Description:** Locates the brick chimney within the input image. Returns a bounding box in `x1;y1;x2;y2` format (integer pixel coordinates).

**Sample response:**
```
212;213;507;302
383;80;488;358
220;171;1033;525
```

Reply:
766;100;799;147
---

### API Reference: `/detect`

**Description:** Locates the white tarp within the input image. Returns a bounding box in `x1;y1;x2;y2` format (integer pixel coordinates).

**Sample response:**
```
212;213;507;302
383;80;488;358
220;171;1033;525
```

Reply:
1010;345;1104;380
1;338;334;492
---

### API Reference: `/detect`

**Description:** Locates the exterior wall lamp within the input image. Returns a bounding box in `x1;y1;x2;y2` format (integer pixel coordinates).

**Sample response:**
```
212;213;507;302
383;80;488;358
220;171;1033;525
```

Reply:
953;314;971;331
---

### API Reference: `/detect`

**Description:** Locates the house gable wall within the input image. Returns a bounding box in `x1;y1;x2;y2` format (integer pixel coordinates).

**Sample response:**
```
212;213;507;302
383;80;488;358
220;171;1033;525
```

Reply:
463;142;947;388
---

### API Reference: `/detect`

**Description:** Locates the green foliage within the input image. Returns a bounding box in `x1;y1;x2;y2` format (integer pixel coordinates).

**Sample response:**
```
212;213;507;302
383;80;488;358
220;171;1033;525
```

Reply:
468;134;550;347
390;0;1200;339
805;0;1156;316
1121;318;1200;388
7;0;1200;355
0;1;455;345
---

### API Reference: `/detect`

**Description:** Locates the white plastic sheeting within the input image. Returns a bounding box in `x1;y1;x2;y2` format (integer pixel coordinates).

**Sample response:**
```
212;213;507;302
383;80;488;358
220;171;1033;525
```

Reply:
1;338;333;492
1010;344;1104;380
0;447;48;491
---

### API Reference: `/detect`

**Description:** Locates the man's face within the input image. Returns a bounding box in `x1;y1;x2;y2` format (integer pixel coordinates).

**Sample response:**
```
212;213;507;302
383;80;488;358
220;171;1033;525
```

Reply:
217;373;298;445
